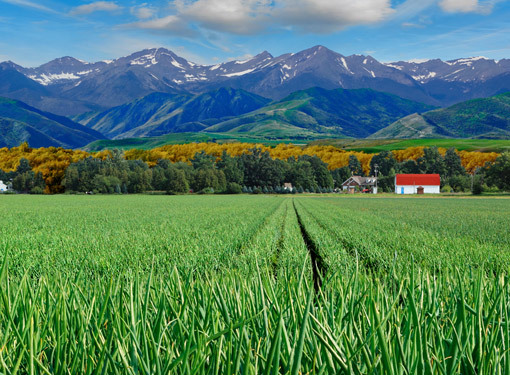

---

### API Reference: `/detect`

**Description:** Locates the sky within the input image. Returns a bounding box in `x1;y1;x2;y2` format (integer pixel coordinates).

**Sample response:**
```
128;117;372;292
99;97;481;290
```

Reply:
0;0;509;67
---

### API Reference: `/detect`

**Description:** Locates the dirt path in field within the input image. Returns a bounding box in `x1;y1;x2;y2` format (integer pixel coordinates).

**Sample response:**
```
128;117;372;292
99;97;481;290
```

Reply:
293;200;327;292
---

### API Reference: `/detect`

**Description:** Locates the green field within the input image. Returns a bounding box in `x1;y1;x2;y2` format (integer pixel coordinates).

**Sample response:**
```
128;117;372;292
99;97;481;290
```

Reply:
1;195;510;374
83;132;315;151
310;138;510;153
84;135;510;153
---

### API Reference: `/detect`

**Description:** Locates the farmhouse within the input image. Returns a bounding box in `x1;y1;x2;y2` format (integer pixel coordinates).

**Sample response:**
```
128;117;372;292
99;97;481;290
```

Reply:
0;180;9;193
395;174;440;194
342;176;377;193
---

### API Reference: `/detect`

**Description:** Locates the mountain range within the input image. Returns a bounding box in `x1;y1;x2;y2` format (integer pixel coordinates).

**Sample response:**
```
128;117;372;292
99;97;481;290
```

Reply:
1;45;510;148
2;46;510;116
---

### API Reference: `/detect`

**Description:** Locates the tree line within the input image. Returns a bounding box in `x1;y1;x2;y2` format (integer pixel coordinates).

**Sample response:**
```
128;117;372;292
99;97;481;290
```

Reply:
61;149;334;194
0;142;501;193
2;146;509;194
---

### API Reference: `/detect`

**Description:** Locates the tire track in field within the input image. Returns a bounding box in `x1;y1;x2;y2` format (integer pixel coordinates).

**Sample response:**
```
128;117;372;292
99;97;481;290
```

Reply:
271;201;288;280
292;200;327;292
295;200;383;273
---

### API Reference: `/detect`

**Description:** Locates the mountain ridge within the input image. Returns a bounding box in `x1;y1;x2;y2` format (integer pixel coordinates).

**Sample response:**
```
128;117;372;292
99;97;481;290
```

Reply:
0;96;105;148
2;46;510;116
74;86;434;140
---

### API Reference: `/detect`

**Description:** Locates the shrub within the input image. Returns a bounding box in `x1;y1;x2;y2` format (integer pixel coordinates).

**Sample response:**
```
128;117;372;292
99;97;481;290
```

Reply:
441;185;452;193
225;182;242;194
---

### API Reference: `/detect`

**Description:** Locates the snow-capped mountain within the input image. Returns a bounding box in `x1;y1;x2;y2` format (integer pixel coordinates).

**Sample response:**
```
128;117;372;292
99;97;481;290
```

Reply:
386;57;510;84
20;57;108;85
1;46;510;116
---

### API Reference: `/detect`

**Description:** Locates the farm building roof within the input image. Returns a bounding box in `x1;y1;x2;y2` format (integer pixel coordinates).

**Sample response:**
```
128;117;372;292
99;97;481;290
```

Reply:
396;174;440;186
342;176;377;187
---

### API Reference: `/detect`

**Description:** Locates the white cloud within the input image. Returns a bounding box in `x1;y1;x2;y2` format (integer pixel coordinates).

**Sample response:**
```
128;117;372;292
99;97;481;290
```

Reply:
439;0;498;14
0;0;58;13
70;1;122;16
276;0;395;33
391;0;437;21
121;15;198;37
175;0;272;35
172;0;394;35
130;4;156;19
402;22;425;28
125;0;499;38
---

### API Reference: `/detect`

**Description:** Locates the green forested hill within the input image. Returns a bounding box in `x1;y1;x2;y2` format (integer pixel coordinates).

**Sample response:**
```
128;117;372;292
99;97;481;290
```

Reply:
371;92;510;139
204;87;434;138
76;88;271;139
0;97;104;148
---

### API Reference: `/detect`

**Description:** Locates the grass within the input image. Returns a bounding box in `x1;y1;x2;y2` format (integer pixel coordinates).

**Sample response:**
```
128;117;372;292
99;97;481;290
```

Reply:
82;132;331;151
0;194;509;373
84;135;510;153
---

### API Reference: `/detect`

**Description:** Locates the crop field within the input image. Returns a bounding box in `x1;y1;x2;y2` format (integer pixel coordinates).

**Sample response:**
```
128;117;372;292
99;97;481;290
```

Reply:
1;195;510;374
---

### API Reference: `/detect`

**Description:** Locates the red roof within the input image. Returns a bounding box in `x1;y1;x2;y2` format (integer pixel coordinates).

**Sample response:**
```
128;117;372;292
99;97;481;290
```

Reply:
396;174;440;186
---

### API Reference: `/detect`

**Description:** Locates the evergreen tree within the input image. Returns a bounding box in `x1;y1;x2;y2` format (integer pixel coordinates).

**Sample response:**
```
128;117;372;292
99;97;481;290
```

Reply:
331;167;351;188
348;155;364;176
417;147;446;176
486;152;510;191
217;151;244;184
370;151;396;176
444;148;466;178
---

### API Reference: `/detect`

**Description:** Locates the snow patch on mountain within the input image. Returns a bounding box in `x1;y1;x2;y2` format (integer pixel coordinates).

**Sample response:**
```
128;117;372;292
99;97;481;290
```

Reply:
385;63;403;70
223;68;256;77
340;57;353;74
412;72;437;82
170;60;184;69
28;72;81;85
406;59;430;64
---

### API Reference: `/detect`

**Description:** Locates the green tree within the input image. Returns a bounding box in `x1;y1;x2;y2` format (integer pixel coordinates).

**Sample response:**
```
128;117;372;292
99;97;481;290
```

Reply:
191;151;216;170
417;147;446;176
285;159;316;190
240;148;284;188
165;168;189;194
331;167;350;188
348;155;364;176
370;151;396;176
217;151;244;184
486;152;510;191
299;155;333;188
397;159;420;174
444;148;466;178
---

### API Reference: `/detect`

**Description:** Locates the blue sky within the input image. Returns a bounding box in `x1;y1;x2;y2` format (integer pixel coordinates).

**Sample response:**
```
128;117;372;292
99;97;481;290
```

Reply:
0;0;509;67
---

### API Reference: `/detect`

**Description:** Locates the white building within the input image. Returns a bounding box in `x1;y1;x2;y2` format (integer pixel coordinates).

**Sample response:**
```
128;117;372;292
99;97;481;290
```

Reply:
0;180;9;193
395;174;440;194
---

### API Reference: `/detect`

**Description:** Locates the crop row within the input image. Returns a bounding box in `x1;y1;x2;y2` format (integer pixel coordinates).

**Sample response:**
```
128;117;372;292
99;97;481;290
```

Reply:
0;195;288;278
1;195;510;373
294;197;510;273
2;256;510;374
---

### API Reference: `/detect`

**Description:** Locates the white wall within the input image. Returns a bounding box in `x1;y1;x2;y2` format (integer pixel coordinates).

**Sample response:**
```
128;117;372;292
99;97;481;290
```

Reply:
0;181;7;192
395;185;440;194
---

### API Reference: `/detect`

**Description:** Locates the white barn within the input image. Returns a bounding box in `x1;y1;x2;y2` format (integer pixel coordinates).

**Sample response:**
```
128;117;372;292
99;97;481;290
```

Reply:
0;180;9;193
395;174;440;195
